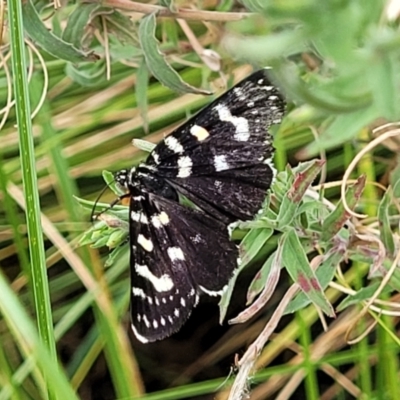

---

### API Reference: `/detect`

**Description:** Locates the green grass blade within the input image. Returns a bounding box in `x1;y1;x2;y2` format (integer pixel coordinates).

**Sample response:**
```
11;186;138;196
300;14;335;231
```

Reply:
7;0;57;396
0;270;80;400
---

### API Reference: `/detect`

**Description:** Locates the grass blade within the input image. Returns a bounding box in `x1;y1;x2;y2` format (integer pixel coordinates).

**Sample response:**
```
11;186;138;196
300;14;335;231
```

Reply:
0;270;80;400
7;1;57;397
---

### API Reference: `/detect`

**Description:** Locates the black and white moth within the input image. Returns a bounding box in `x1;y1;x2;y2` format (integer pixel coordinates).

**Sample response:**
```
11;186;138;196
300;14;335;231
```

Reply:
113;69;286;343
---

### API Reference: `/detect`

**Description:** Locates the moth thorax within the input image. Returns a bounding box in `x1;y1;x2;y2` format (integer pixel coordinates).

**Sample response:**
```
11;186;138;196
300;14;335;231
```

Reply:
141;174;178;201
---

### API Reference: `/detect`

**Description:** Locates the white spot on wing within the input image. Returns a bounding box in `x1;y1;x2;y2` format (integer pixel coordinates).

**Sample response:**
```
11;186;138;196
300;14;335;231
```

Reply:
141;214;149;224
131;211;140;222
198;285;224;296
190;125;210;141
137;234;153;252
214;104;250;141
159;211;170;225
214;180;222;189
153;320;158;329
214;154;230;171
151;211;170;228
167;247;185;262
180;297;186;307
190;233;202;244
233;87;245;100
135;263;174;292
263;156;277;179
131;324;149;343
132;287;146;299
143;315;150;328
177;155;193;178
165;136;184;153
152;152;160;164
131;211;148;224
132;195;144;201
174;308;180;317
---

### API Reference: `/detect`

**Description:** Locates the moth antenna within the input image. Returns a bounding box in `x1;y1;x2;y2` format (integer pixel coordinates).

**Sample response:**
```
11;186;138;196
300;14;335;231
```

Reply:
90;184;111;222
90;181;129;222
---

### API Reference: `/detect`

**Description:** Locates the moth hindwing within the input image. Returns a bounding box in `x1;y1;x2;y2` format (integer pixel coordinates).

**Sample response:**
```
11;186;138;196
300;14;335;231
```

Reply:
109;69;286;343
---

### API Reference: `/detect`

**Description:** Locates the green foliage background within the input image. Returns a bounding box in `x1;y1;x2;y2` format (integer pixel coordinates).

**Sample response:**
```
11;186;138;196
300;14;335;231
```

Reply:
1;1;400;399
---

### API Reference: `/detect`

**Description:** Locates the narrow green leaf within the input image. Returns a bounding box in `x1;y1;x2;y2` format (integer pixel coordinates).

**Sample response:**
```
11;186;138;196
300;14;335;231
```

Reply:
219;273;238;323
305;106;380;155
336;282;387;311
102;170;115;186
8;0;58;389
105;9;138;44
22;0;97;63
346;255;400;293
101;170;128;197
139;13;211;95
0;270;80;400
65;61;106;86
0;163;30;281
273;64;371;114
282;229;335;317
219;227;274;321
30;74;81;225
389;156;400;197
62;3;102;48
284;246;344;314
239;0;266;12
133;138;157;153
239;227;273;266
105;245;129;267
223;29;306;62
321;175;366;242
74;195;127;220
246;252;275;304
217;0;234;11
277;159;324;228
367;51;398;120
230;248;281;323
136;60;150;134
159;0;176;12
295;200;327;223
286;160;324;204
107;229;129;249
377;188;395;256
162;18;179;48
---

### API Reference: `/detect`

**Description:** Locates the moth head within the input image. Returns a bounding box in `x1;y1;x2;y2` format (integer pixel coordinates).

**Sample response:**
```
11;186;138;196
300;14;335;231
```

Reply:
114;169;129;188
114;167;138;189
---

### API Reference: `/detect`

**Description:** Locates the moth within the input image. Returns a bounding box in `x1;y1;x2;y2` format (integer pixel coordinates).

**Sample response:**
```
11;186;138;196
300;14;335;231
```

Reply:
113;69;286;343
